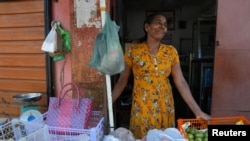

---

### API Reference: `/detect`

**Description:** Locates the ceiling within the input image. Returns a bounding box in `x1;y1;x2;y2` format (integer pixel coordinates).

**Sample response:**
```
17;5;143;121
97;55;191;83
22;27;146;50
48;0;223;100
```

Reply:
122;0;217;10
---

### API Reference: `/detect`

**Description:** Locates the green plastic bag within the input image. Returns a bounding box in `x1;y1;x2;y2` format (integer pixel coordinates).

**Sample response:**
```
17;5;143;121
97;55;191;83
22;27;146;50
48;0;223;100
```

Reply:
89;12;125;75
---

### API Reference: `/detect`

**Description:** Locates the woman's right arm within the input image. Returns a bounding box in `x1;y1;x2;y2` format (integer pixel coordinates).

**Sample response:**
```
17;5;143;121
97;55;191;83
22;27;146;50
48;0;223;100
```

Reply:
112;63;132;103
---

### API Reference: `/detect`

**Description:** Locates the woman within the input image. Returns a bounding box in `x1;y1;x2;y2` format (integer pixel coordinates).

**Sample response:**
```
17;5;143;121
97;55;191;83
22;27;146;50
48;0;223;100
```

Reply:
112;12;210;139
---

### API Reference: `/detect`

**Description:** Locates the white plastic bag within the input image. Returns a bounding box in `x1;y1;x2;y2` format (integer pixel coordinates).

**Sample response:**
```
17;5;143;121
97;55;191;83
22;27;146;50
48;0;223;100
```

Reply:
146;128;187;141
41;21;58;53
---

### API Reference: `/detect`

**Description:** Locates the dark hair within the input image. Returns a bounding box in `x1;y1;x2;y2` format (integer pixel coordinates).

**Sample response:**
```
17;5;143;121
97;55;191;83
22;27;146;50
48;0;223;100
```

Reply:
136;12;167;43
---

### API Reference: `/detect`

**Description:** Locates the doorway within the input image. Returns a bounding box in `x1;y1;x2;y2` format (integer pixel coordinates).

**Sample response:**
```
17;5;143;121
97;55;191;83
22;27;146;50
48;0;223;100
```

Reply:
113;0;217;128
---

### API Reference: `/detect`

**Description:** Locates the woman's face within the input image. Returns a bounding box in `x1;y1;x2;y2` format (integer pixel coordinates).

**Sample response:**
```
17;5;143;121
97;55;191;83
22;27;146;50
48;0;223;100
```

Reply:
145;15;167;41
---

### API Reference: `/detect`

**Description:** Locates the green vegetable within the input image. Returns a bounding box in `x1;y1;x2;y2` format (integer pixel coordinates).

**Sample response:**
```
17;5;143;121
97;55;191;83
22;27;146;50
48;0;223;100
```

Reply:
184;127;208;141
195;132;204;138
187;133;194;140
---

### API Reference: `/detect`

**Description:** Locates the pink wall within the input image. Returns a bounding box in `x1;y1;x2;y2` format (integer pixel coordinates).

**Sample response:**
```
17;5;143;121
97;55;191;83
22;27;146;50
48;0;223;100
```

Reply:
51;0;72;96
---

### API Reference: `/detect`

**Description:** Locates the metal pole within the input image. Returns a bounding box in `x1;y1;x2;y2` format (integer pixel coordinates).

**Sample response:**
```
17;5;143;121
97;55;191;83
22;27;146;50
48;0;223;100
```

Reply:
100;0;115;132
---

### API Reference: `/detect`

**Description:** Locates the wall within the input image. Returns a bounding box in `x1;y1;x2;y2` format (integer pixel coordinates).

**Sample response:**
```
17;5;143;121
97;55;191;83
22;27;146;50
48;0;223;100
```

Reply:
51;0;72;97
0;0;47;118
51;0;111;111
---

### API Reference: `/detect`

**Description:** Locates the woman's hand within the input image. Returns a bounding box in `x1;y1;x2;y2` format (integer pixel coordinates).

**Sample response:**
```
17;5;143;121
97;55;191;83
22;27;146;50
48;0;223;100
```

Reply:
196;111;211;121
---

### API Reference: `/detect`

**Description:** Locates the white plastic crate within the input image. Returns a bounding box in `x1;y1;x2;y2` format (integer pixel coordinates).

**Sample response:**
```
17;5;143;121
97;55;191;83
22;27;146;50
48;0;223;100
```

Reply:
34;111;105;141
0;119;49;141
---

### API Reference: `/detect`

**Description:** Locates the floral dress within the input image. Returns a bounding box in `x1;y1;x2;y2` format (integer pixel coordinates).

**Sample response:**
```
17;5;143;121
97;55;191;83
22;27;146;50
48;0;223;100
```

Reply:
124;42;180;139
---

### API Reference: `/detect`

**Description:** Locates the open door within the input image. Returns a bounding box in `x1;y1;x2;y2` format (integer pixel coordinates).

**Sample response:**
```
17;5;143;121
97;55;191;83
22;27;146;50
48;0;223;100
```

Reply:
211;0;250;118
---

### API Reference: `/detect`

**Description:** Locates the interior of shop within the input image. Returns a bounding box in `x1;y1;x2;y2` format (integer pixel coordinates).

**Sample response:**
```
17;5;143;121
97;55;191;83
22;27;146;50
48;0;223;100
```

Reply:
113;0;217;129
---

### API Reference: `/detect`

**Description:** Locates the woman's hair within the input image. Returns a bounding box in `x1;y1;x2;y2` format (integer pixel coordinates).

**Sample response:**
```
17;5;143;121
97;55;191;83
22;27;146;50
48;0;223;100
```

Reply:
137;12;167;43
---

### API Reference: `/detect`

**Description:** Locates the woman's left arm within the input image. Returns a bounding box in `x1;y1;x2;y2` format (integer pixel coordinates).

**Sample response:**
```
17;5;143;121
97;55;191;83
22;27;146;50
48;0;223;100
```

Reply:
171;63;211;120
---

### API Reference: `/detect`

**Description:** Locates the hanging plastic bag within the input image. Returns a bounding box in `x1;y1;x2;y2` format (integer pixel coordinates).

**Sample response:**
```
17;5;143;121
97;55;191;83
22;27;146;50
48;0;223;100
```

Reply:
49;21;71;61
41;21;71;61
41;21;58;53
89;12;125;75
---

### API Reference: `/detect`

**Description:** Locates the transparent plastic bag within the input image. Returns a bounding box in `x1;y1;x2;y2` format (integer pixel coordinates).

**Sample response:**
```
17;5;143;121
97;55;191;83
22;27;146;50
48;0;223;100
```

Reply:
89;12;125;75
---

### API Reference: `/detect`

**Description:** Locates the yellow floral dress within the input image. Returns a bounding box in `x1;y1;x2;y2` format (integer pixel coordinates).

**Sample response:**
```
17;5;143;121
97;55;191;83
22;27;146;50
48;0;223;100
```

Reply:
124;42;180;139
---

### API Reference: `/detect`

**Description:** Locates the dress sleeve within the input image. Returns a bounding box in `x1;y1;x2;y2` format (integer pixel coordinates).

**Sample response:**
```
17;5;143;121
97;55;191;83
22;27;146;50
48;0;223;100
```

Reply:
170;45;180;65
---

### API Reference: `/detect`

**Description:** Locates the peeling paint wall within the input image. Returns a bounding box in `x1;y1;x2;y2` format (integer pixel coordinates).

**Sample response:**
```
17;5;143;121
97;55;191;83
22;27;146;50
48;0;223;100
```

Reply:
74;0;101;28
71;0;110;110
52;0;111;113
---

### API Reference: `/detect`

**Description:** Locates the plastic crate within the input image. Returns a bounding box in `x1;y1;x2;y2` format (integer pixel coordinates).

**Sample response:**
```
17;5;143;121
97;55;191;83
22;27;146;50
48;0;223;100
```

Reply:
34;111;104;141
177;116;250;140
0;119;49;141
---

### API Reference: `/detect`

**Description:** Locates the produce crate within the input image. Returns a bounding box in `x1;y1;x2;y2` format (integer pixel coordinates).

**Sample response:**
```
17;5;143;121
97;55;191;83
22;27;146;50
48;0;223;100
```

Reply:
0;119;49;141
177;116;250;140
34;111;105;141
